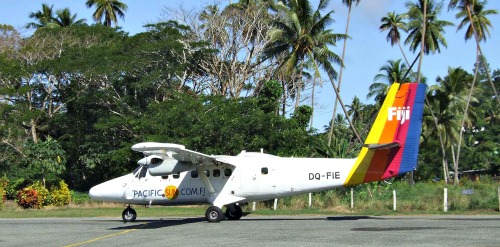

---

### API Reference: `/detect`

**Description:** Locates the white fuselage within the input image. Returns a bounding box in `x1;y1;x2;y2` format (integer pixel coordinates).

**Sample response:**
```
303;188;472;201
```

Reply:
89;152;357;206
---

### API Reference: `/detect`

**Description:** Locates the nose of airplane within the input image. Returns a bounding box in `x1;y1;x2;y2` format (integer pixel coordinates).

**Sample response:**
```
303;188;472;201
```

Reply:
88;185;101;199
89;181;126;201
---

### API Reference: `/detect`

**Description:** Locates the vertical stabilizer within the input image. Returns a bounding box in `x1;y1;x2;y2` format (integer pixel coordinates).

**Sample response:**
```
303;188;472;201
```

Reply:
344;83;426;186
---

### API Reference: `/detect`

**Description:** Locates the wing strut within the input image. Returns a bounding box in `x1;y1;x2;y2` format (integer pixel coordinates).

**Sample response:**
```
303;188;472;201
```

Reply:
197;165;215;194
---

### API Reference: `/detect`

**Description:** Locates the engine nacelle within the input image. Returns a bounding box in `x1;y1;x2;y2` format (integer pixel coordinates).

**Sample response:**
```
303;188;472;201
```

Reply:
142;156;194;176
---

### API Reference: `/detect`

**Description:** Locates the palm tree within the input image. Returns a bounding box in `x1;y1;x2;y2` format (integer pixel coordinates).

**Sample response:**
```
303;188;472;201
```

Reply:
54;8;87;27
368;59;410;106
85;0;128;27
26;3;58;29
435;67;476;115
405;0;454;55
328;0;360;147
263;0;360;141
426;67;474;184
449;0;499;105
346;96;364;127
450;0;497;185
405;0;453;185
455;0;497;42
379;12;415;72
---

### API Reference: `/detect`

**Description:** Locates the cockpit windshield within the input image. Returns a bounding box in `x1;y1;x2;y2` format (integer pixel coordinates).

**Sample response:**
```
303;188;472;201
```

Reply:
133;165;148;178
132;165;141;175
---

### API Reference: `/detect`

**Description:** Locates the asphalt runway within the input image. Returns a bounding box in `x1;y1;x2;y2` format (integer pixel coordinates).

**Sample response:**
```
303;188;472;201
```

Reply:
0;215;499;247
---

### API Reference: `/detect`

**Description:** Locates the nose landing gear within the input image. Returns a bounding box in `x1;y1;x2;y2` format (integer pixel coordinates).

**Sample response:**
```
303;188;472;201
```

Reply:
205;206;224;222
122;206;137;222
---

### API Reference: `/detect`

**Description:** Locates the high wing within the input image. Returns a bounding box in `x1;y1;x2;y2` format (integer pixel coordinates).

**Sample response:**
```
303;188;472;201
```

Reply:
131;142;222;166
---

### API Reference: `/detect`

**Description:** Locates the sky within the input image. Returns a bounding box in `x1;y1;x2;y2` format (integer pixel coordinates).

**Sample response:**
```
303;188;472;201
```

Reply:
1;0;499;131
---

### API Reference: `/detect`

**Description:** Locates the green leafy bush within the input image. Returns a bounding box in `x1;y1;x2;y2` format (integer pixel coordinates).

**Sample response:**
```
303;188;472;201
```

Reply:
0;186;4;210
70;191;91;204
50;180;71;206
5;177;26;200
0;175;8;208
16;188;39;209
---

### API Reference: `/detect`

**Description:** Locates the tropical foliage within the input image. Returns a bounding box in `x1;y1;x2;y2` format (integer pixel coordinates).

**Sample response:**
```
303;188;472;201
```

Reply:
0;0;498;199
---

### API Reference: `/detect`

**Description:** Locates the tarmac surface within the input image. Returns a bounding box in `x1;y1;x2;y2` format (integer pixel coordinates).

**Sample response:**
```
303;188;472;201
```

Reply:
0;215;499;247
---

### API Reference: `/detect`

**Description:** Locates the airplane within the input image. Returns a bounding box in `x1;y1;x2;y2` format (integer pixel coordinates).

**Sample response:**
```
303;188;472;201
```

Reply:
89;82;427;223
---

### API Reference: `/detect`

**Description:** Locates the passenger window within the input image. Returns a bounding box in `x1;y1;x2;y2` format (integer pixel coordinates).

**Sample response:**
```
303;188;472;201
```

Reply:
224;168;232;177
161;175;169;180
261;167;268;175
191;170;198;178
213;169;220;177
205;170;210;177
173;173;180;179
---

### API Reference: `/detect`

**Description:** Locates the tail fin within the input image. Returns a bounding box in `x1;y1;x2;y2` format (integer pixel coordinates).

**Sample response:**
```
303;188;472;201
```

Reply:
344;82;427;186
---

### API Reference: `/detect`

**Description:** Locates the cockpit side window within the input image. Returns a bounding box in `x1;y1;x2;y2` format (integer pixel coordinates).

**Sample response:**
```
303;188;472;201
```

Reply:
151;157;163;165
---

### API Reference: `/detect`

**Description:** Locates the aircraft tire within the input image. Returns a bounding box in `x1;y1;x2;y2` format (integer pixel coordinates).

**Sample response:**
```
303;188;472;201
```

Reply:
225;205;243;220
205;206;223;223
122;207;137;222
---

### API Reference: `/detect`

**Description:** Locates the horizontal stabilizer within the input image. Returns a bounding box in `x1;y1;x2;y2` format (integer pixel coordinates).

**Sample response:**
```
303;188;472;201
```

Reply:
364;142;400;150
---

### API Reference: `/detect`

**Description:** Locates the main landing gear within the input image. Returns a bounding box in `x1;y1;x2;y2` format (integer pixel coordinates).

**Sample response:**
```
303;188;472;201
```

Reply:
225;204;243;220
122;206;137;222
205;204;243;223
121;204;243;223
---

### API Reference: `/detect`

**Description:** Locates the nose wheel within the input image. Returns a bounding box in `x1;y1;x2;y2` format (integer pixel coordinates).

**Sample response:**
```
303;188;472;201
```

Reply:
205;206;224;222
122;206;137;222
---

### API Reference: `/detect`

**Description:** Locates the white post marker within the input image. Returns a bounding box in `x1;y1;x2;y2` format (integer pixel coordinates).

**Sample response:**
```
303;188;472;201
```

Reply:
444;188;448;212
393;190;397;211
351;188;354;209
308;193;312;208
497;187;499;212
273;198;278;210
252;202;256;211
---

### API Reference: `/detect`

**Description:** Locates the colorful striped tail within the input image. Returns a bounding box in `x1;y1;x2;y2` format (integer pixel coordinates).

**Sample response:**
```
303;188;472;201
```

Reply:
344;82;427;186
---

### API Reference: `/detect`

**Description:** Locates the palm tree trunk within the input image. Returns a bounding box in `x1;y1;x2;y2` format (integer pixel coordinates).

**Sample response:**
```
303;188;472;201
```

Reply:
416;0;427;83
410;0;427;186
478;48;500;105
398;41;420;81
451;145;459;185
443;157;449;183
281;80;286;116
454;3;499;184
295;63;305;110
328;4;353;146
310;74;317;130
294;82;301;110
398;42;411;71
454;47;480;185
464;4;500;105
425;97;449;184
327;74;362;143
